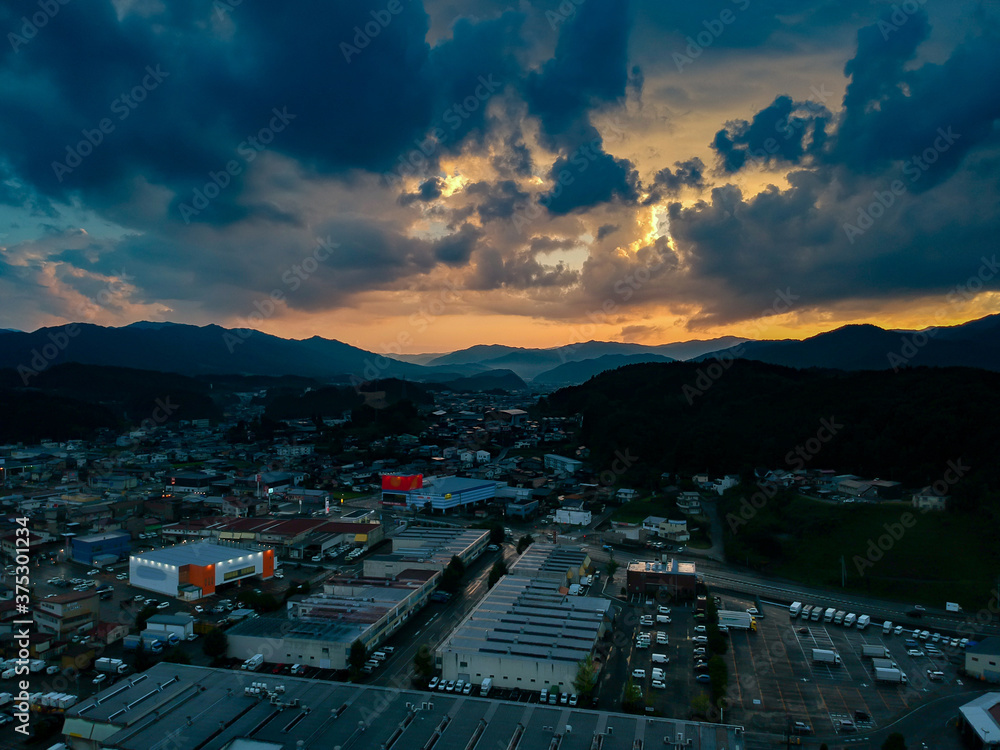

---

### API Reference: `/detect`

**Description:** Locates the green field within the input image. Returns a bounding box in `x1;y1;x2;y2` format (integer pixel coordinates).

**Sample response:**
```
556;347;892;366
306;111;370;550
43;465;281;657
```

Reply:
724;494;1000;610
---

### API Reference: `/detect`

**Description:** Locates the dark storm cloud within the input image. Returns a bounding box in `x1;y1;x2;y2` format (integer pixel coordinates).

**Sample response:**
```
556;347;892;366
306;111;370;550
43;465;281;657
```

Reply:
491;127;534;178
596;224;620;241
645;158;706;203
523;0;632;150
541;147;640;214
469;246;580;290
399;178;445;206
465;180;530;222
712;96;830;173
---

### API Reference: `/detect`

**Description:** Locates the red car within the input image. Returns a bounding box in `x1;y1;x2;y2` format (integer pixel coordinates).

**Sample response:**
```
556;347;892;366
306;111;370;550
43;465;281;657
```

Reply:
272;663;284;674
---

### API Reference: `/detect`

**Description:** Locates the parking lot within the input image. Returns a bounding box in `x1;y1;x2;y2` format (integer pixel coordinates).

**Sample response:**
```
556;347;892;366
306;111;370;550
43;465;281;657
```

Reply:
719;596;968;736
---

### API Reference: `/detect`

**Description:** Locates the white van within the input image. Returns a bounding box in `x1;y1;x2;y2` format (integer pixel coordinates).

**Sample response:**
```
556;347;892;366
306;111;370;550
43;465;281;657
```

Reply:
652;653;669;664
371;651;387;662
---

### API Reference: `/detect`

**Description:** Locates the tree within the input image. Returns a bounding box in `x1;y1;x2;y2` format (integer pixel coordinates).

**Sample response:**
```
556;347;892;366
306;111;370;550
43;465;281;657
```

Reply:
413;644;434;686
706;597;719;625
882;734;907;750
708;655;728;702
486;523;505;545
440;555;466;593
516;534;534;554
690;692;711;718
202;628;228;660
572;654;597;698
135;604;158;631
488;560;508;589
606;554;619;580
349;639;367;678
622;679;643;712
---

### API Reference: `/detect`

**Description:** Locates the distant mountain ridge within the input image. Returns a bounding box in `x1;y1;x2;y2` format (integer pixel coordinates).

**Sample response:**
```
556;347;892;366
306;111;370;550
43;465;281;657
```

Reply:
532;353;676;385
696;316;1000;372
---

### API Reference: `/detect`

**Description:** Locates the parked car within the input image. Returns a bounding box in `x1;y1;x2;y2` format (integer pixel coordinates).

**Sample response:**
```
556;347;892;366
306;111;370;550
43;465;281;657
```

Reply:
93;674;107;686
907;649;925;657
694;625;706;633
87;569;100;575
894;625;904;636
631;668;646;679
428;677;439;690
194;605;204;613
651;680;666;689
792;722;813;735
695;674;711;683
693;636;708;644
156;602;169;610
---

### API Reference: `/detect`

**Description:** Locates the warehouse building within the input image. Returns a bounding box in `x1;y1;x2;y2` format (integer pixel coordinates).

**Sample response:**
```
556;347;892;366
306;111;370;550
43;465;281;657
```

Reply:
69;531;130;566
363;527;489;578
437;576;612;692
626;558;699;599
380;474;497;513
129;542;275;600
226;569;438;667
960;693;1000;748
62;662;747;750
508;542;590;584
967;637;1000;683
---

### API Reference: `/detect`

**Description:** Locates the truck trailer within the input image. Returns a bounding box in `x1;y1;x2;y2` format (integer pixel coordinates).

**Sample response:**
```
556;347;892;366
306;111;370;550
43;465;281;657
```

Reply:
123;635;143;652
718;610;757;631
95;658;128;674
872;658;898;671
812;648;842;666
862;644;890;659
875;667;907;684
241;654;265;672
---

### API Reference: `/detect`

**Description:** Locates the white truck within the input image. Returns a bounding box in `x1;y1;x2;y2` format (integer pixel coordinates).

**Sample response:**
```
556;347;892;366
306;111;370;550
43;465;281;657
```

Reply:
95;658;128;674
875;667;907;684
480;677;492;697
882;620;893;635
834;610;846;625
872;658;899;671
718;610;757;631
824;607;836;623
812;648;842;666
946;602;962;613
844;613;857;627
789;602;802;618
862;644;890;659
241;654;265;672
857;614;871;630
29;659;46;673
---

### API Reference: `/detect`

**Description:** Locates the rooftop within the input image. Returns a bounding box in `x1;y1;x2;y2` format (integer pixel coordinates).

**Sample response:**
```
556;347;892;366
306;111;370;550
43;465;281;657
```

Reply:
961;693;1000;745
63;663;747;750
628;559;698;576
75;530;131;543
131;542;269;568
508;542;588;579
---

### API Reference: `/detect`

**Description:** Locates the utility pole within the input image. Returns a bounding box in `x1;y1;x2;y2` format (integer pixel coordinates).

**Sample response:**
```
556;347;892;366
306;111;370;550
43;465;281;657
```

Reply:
841;555;846;587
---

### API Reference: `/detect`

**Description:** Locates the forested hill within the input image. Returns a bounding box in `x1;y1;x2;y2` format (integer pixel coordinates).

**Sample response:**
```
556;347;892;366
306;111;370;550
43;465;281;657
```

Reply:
536;360;1000;492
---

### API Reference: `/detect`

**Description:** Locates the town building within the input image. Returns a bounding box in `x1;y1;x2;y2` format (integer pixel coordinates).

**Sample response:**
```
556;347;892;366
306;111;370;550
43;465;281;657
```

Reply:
626;558;698;599
913;485;950;511
65;530;130;566
436;576;612;691
62;662;747;750
380;475;497;513
227;569;438;667
363;527;489;578
960;692;1000;749
543;454;583;475
967;637;1000;683
35;590;100;639
129;541;275;600
508;542;589;584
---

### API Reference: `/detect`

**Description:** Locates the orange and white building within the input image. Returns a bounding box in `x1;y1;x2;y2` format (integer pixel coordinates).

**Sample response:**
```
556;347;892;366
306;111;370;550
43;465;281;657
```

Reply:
128;542;275;600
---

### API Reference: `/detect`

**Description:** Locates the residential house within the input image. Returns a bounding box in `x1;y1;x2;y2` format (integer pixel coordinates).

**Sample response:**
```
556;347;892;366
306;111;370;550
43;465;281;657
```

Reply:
641;516;667;536
676;492;702;515
616;488;638;503
658;519;690;543
35;591;100;639
912;486;949;511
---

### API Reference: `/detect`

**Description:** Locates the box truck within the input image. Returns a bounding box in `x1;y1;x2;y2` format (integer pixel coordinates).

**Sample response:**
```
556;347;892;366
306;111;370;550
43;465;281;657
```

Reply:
789;602;803;618
857;614;871;630
718;610;757;631
812;649;842;666
123;635;143;652
844;613;857;627
862;645;890;659
241;654;264;672
872;658;898;671
810;607;822;621
946;602;962;613
875;667;907;684
800;605;812;620
834;610;846;625
480;677;492;697
882;620;893;635
95;658;128;674
824;607;836;623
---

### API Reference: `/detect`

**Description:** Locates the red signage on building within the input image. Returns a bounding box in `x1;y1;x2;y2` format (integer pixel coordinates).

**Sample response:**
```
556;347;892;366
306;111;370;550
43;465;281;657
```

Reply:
381;474;423;491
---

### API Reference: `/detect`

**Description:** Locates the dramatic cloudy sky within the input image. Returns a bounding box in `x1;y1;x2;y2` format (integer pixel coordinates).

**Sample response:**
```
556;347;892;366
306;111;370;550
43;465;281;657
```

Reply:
1;0;999;351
